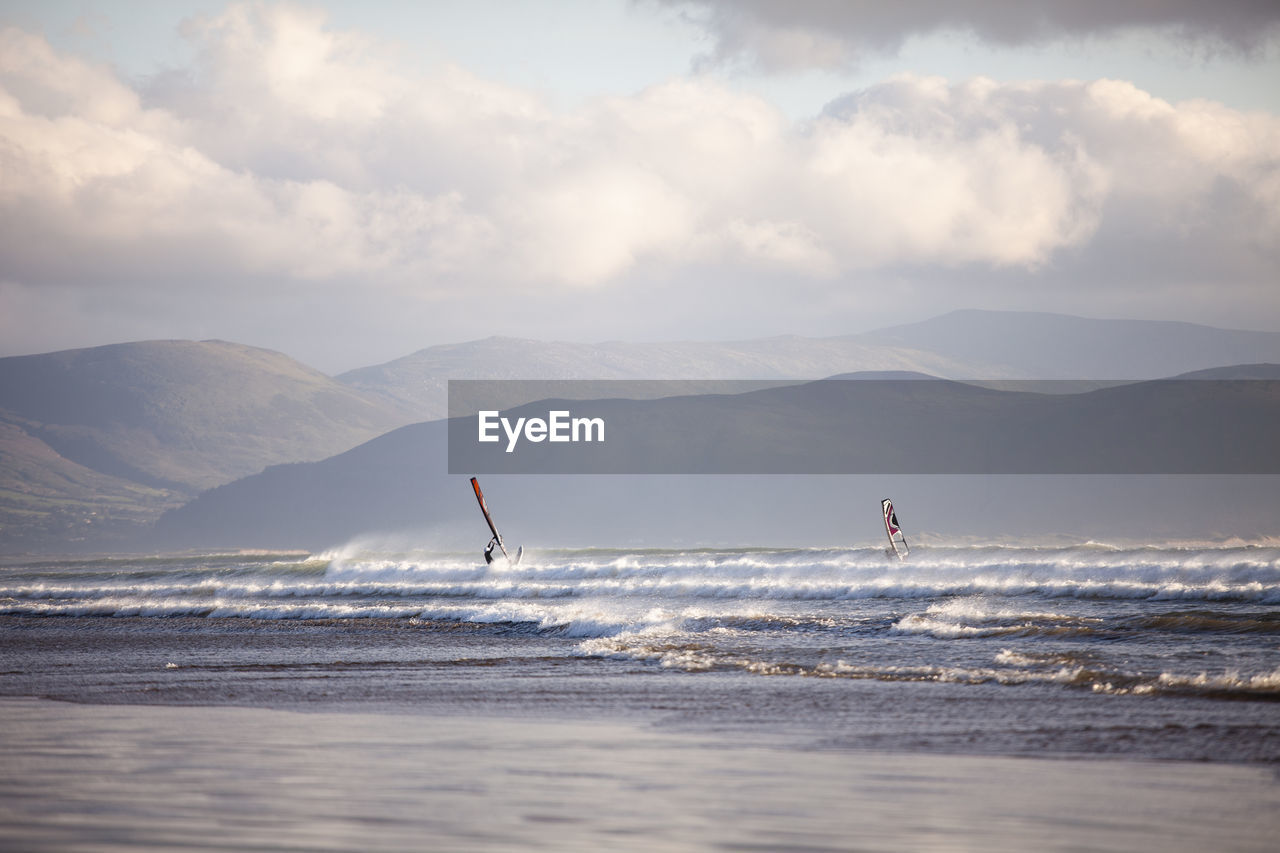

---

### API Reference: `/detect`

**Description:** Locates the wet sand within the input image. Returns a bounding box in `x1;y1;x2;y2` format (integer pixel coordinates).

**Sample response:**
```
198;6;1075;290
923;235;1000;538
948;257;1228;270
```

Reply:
2;697;1277;852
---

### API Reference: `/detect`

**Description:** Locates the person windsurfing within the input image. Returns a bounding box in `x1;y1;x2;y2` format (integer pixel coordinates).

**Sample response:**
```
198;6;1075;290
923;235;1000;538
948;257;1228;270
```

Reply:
471;477;522;566
882;498;909;561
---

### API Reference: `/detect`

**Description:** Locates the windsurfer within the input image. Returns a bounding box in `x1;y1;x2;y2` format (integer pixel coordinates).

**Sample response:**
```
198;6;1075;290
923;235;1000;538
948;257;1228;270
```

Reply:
471;477;523;566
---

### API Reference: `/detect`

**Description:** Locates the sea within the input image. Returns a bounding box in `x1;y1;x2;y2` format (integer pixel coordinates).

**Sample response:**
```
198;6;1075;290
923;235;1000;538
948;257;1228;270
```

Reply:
2;540;1279;851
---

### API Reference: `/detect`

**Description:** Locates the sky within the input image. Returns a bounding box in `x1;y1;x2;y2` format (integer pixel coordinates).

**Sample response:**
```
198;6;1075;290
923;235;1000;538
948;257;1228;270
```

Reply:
1;0;1278;373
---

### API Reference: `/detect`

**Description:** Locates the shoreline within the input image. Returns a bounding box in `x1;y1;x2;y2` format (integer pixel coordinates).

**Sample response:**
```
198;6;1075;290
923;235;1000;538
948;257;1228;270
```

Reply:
8;689;1280;769
2;697;1278;852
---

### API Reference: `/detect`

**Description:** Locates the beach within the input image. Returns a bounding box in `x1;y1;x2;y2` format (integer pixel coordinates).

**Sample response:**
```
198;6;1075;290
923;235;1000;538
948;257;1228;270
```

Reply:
3;698;1278;852
2;543;1278;850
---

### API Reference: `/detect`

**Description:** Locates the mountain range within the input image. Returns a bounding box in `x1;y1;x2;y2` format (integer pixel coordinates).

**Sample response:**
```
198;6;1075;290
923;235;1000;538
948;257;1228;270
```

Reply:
158;369;1280;550
3;310;1279;552
341;310;1280;419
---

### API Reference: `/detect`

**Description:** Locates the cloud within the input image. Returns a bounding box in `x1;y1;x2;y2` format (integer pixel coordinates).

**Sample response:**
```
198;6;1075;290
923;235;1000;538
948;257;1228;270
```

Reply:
822;75;1280;268
0;3;1278;366
655;0;1280;71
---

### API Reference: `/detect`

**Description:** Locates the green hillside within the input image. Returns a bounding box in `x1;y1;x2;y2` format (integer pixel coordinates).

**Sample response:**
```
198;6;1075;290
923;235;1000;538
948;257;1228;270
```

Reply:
0;340;410;551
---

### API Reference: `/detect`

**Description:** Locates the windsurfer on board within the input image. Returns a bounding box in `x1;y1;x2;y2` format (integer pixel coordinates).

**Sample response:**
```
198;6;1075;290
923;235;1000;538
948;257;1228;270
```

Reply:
881;498;909;561
471;477;523;566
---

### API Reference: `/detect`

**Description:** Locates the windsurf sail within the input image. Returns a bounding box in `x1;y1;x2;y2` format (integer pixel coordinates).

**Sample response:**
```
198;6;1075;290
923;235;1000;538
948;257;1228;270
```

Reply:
881;498;909;560
470;477;522;566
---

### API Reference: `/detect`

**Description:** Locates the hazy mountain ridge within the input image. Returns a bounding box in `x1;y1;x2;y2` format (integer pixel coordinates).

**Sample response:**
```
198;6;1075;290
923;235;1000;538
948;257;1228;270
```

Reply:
0;339;416;488
858;311;1280;379
157;372;1280;550
1170;364;1280;380
338;311;1280;422
155;421;450;550
0;416;177;548
0;340;411;549
4;311;1280;552
336;335;1012;420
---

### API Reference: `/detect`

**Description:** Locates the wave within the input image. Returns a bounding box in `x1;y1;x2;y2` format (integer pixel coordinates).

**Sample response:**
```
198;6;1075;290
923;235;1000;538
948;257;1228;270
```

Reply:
305;543;1280;609
889;597;1103;639
8;543;1278;708
888;599;1280;641
1124;610;1280;635
579;634;1280;701
4;543;1278;641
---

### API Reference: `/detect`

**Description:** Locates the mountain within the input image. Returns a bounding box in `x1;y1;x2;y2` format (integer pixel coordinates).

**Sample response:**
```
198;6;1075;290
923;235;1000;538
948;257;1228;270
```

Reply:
336;311;1280;422
156;374;1280;550
856;310;1280;379
335;335;1007;420
1171;364;1280;380
0;340;410;550
8;311;1280;552
0;418;175;547
154;420;450;549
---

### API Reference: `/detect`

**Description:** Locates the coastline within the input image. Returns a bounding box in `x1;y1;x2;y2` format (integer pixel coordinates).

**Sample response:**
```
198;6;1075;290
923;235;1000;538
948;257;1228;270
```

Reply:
2;697;1277;852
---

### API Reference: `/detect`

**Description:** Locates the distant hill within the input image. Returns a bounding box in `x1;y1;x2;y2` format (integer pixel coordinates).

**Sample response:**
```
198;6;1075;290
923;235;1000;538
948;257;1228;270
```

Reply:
155;374;1280;550
855;310;1280;379
0;417;175;548
336;312;1280;421
155;420;451;550
336;335;1005;420
1170;364;1280;380
0;340;409;550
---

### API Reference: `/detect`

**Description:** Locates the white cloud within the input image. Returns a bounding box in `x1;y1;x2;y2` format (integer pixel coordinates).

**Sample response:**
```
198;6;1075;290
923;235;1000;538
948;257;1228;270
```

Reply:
804;77;1107;268
0;25;145;125
181;2;405;123
504;165;696;286
722;219;835;276
0;4;1278;367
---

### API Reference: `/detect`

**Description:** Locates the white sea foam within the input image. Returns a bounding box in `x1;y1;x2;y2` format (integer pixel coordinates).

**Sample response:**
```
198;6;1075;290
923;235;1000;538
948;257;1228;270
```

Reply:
577;648;1280;701
8;542;1280;709
1156;667;1280;693
891;596;1096;639
4;543;1278;631
309;542;1280;607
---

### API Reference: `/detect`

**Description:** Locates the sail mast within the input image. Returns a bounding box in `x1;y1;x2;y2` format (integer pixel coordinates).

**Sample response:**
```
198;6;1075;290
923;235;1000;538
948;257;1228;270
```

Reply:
471;477;511;562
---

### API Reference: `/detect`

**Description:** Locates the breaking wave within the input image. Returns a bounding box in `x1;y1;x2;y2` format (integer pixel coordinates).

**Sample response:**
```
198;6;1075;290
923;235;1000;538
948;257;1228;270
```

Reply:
4;542;1279;619
3;541;1278;703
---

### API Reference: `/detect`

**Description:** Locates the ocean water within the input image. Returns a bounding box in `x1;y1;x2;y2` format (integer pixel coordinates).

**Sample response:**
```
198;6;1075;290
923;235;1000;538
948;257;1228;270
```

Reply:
2;541;1279;850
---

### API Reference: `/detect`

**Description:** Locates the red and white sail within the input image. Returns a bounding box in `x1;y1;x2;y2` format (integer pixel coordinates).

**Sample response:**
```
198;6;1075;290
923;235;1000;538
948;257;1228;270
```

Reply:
881;498;909;560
